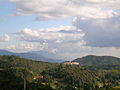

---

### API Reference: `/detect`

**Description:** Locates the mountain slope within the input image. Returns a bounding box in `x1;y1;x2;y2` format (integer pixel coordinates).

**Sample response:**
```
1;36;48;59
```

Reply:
0;49;64;63
73;55;120;65
0;55;120;90
0;55;58;73
0;55;56;90
0;49;14;55
41;65;98;89
30;50;66;60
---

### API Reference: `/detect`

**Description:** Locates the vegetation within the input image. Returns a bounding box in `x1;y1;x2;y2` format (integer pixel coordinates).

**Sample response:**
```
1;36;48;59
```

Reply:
39;64;120;90
0;55;58;73
0;55;120;90
73;55;120;65
0;55;57;90
40;65;98;90
0;68;54;90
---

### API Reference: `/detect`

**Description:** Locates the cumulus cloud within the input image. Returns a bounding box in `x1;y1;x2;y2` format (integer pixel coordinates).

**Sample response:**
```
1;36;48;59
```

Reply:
19;25;85;43
8;0;119;20
86;0;120;9
2;0;120;59
0;34;10;42
12;25;86;54
73;16;120;47
6;42;48;52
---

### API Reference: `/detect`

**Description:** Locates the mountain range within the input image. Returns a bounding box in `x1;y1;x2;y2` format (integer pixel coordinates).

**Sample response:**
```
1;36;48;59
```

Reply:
1;49;120;65
0;49;65;63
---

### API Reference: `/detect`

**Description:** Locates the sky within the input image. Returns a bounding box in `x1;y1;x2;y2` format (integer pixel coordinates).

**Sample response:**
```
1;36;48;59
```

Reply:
0;0;120;59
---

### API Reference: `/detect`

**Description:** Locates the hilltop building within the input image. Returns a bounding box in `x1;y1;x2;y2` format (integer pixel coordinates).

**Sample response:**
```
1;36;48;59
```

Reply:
64;61;79;65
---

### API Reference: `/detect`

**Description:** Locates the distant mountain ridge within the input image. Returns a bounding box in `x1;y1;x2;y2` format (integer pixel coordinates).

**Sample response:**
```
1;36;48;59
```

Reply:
29;50;66;60
0;49;65;63
1;50;120;65
0;49;13;55
73;55;120;65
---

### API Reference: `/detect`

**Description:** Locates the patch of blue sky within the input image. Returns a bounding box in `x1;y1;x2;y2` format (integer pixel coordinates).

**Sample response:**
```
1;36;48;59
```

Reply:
0;2;72;35
0;1;73;49
0;1;72;35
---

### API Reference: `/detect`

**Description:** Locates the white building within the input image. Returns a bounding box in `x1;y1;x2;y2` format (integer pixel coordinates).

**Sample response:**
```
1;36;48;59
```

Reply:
64;61;79;65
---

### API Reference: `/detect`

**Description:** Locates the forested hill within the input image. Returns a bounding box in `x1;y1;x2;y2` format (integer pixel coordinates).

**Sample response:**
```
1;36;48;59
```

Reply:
0;55;57;90
0;55;120;90
73;55;120;65
0;55;58;73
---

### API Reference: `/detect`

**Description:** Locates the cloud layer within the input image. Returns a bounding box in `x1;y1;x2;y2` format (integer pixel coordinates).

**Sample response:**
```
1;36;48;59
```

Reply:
5;25;85;54
73;16;120;47
1;0;120;59
19;25;85;44
8;0;119;20
6;42;48;52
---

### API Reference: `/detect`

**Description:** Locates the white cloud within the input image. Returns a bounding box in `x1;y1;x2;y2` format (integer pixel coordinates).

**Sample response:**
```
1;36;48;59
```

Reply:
20;25;85;42
8;0;119;20
12;25;86;54
3;24;120;59
2;0;120;58
6;42;48;52
73;16;120;47
86;0;120;9
55;40;63;44
87;0;107;3
0;34;10;42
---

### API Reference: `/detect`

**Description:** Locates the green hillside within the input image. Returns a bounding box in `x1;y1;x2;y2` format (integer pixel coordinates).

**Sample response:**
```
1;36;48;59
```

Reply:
0;55;58;73
73;55;120;65
0;55;57;90
39;64;120;90
0;55;120;90
40;65;98;90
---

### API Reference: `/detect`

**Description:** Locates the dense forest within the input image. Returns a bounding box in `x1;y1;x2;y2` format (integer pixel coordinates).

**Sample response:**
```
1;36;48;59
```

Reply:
0;55;57;90
0;55;120;90
73;55;120;65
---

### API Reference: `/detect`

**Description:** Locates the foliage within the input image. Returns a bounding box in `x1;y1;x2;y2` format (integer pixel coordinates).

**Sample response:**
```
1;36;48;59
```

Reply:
0;55;120;90
0;55;57;90
40;64;99;89
74;55;120;65
0;55;58;73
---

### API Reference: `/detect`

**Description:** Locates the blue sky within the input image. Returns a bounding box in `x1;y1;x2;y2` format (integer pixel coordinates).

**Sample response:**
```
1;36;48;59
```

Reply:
0;0;120;59
0;1;72;35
